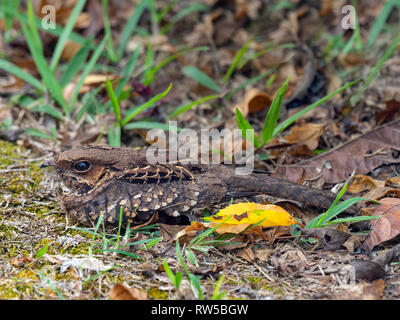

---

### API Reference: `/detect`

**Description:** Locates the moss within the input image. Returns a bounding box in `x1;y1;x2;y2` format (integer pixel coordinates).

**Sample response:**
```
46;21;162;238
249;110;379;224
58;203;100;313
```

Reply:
34;238;56;255
17;269;40;280
262;284;285;295
0;140;44;201
148;287;169;299
4;245;30;259
245;276;285;295
0;223;17;239
60;242;90;255
0;283;35;299
0;140;21;162
54;269;78;281
246;276;263;284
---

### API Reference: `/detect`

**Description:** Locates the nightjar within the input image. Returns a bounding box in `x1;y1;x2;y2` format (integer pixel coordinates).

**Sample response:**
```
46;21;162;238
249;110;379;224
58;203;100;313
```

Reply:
41;145;345;228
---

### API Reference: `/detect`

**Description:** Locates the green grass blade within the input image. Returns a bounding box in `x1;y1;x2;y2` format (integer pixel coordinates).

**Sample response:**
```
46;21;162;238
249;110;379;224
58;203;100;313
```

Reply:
168;94;218;119
105;77;121;125
225;68;274;100
68;36;107;113
20;16;68;112
367;0;392;48
324;197;378;223
161;3;209;34
75;85;103;121
143;46;209;86
235;108;261;148
2;0;21;42
157;0;179;22
35;243;49;259
238;43;295;69
211;274;226;300
182;66;220;92
50;0;87;71
341;31;356;55
26;0;43;54
260;76;290;145
119;237;162;248
117;0;147;58
223;38;252;84
147;0;158;34
26;128;55;140
108;124;121;147
142;40;154;85
124;121;183;131
60;39;92;87
176;241;203;299
115;45;141;97
82;264;121;285
8;7;91;46
37;271;65;300
328;215;380;225
116;206;123;249
163;258;178;288
31;104;64;120
122;82;173;125
188;273;204;300
274;79;359;137
96;249;143;259
312;180;351;228
0;59;44;91
351;32;400;106
190;216;233;246
353;8;363;51
102;0;118;62
89;214;104;256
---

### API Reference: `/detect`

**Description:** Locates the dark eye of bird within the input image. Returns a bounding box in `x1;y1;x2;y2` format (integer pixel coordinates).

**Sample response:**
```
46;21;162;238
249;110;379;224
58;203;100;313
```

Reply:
73;160;91;172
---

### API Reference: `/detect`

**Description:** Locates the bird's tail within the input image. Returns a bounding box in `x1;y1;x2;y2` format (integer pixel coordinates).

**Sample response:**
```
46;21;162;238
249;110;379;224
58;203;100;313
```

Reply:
221;171;356;213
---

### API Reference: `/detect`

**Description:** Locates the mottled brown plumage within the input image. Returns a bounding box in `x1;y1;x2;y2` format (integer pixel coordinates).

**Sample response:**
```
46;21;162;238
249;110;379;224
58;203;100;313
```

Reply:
43;145;349;228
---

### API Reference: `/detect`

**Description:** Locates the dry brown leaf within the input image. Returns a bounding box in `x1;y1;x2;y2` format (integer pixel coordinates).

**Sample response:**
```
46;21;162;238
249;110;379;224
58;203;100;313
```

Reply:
362;187;400;202
385;176;400;187
338;53;366;68
159;223;187;241
254;248;273;261
12;257;34;268
343;234;368;252
376;100;400;125
174;221;209;244
273;119;400;185
236;89;272;117
61;40;82;61
333;279;386;299
237;247;255;262
362;198;400;251
83;74;118;86
109;283;148;300
63;74;118;101
263;226;292;245
348;175;385;194
281;123;324;150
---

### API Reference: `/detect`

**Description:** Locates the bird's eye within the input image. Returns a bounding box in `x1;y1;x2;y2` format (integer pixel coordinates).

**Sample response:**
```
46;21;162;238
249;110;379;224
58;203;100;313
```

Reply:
73;160;91;172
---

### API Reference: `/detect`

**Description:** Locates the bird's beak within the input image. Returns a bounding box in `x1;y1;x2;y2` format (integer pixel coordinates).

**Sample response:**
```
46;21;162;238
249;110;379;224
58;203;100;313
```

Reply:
40;158;56;169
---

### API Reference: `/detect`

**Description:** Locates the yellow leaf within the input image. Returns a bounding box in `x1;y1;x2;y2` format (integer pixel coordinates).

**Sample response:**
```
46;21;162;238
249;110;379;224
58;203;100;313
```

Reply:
204;202;299;227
